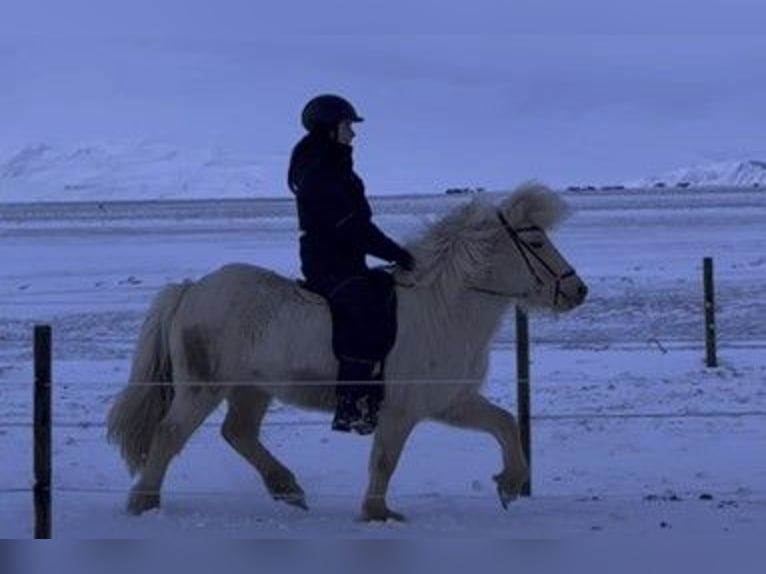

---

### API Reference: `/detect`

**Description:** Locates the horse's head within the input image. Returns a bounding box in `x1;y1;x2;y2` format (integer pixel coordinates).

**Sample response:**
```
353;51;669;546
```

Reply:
403;182;587;312
475;183;588;312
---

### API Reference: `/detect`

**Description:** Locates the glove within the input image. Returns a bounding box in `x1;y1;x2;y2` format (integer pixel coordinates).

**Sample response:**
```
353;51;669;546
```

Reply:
394;248;416;271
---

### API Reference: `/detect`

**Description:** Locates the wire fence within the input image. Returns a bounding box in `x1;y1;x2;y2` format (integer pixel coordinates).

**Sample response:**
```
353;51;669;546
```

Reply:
2;403;765;498
2;263;762;536
3;408;766;432
3;486;762;505
2;401;763;538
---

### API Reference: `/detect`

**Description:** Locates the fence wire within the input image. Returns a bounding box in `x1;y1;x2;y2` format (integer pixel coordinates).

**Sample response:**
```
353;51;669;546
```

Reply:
2;485;763;505
3;409;765;506
4;331;765;527
3;409;766;431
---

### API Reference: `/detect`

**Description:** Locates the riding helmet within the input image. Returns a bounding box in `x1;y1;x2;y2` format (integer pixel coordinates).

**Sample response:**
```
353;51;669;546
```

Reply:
301;94;364;132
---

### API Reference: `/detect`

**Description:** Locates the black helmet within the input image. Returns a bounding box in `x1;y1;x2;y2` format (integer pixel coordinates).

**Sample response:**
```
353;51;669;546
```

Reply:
301;94;364;132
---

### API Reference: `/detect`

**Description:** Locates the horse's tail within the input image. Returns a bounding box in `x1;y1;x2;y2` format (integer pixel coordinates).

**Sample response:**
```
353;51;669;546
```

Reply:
107;280;193;476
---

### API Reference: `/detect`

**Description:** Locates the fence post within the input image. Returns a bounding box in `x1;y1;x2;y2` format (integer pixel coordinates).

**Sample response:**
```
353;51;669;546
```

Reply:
34;324;52;539
515;306;531;496
703;257;718;368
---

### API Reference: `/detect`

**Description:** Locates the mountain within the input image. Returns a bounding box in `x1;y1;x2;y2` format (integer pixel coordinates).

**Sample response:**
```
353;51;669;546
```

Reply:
3;141;765;203
627;159;766;189
0;141;279;202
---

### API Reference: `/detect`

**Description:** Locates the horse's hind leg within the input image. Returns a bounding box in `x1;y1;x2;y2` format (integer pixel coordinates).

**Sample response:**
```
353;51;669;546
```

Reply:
127;387;222;515
433;392;529;508
222;387;307;510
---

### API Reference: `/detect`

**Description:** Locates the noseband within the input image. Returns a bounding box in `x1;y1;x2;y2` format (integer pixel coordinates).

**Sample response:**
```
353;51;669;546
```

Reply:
469;210;576;306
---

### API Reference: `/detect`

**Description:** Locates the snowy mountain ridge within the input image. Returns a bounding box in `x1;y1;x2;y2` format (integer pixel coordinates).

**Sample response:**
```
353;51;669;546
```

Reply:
1;142;765;203
627;159;766;188
0;141;281;202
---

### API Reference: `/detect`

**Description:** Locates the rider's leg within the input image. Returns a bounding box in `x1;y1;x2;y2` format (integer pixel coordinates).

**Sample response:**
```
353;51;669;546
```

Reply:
332;358;387;435
327;276;389;435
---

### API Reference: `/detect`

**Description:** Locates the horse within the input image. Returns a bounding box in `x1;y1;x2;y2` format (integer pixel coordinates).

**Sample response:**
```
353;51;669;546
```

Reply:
107;182;588;522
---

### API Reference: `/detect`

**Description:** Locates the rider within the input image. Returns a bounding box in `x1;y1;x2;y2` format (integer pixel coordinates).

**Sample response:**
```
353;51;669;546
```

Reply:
288;94;415;434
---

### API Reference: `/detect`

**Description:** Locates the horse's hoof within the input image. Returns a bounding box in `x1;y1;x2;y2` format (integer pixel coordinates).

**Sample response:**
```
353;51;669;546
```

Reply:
274;492;309;511
360;502;407;523
497;488;518;510
126;489;160;515
269;476;308;511
493;472;523;509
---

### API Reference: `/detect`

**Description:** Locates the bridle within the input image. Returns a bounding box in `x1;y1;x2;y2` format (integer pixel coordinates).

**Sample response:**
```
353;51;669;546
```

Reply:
468;210;577;306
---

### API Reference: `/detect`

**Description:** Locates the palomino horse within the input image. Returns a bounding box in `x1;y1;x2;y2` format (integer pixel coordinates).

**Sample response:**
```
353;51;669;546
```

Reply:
107;182;587;521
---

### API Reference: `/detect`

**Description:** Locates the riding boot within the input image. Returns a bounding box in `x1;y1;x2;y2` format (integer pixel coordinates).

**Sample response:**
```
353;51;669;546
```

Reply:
332;359;383;435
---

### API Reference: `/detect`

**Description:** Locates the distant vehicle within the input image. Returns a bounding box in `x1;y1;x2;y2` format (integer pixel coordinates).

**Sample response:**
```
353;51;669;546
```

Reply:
654;182;666;188
677;182;691;188
566;186;581;191
600;185;626;191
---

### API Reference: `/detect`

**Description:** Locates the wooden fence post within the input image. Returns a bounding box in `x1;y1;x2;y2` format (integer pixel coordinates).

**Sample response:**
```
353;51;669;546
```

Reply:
703;257;718;368
515;306;531;496
34;324;52;539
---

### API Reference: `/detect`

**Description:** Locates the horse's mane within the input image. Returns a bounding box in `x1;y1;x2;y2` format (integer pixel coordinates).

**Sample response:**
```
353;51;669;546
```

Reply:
405;182;570;290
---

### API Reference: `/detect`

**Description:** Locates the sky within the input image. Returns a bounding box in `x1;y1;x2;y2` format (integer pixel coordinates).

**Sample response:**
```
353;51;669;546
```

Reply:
2;1;766;194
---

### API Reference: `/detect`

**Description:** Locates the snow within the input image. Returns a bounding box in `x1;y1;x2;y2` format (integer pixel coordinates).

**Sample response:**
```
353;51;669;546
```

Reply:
1;187;765;538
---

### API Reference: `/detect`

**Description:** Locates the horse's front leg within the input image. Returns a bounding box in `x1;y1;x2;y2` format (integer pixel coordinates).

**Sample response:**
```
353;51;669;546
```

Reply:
433;392;529;509
361;410;416;522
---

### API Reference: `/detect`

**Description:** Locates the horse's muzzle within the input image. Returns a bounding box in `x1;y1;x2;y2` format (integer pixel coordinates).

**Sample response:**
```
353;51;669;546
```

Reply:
575;281;588;305
556;274;588;310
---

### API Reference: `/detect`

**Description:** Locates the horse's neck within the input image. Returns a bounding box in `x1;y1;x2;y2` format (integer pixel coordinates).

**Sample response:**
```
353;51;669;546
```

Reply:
453;290;512;348
406;283;512;354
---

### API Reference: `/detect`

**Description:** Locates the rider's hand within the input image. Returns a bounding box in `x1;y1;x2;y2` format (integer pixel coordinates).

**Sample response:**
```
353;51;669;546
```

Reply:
394;248;416;272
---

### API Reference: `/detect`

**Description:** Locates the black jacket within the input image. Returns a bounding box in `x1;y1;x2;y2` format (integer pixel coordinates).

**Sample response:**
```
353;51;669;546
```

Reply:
288;132;406;289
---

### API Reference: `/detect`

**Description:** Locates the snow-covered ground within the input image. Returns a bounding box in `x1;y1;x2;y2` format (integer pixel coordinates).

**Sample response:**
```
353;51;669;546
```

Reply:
1;187;765;538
